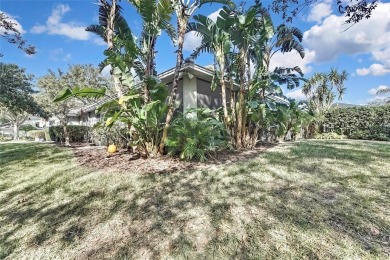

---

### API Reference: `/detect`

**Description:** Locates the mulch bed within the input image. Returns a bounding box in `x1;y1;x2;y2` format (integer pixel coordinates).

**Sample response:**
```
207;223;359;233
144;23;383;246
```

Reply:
65;143;274;174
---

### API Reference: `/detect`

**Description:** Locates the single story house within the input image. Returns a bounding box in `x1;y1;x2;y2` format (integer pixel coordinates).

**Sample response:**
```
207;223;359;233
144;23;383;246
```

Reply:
58;61;288;126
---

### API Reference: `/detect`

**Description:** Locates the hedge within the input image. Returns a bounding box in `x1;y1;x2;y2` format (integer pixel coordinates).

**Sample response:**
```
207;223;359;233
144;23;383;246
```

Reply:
49;125;90;143
322;105;390;141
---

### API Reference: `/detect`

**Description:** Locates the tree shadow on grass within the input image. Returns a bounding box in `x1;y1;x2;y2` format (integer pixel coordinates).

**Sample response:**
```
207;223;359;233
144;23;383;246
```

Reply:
1;141;389;259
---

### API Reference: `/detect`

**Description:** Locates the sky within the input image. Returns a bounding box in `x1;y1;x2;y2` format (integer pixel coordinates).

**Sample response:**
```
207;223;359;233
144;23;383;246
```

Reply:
1;0;390;105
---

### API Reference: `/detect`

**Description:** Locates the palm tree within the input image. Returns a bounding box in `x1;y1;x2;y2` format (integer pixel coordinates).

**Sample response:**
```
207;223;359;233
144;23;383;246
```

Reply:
129;0;175;102
159;0;232;155
227;4;274;148
302;68;348;115
86;0;137;98
187;10;233;124
262;24;304;71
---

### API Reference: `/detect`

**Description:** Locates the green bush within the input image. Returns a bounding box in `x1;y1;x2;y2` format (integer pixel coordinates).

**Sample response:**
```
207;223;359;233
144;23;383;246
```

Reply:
349;130;390;141
19;124;37;132
323;105;390;141
0;136;12;142
166;109;229;162
49;125;90;143
90;122;130;147
27;130;46;140
313;132;346;140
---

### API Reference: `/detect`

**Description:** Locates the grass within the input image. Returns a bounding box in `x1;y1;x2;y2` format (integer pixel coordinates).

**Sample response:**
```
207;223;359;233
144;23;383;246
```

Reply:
1;140;389;259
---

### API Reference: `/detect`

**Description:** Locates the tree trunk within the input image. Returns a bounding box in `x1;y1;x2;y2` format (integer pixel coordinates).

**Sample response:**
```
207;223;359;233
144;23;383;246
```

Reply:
143;36;156;103
112;73;123;98
219;60;229;124
63;124;70;146
13;122;19;140
246;54;252;87
229;77;236;140
106;0;123;98
107;0;116;50
10;112;28;141
159;15;187;155
236;48;247;149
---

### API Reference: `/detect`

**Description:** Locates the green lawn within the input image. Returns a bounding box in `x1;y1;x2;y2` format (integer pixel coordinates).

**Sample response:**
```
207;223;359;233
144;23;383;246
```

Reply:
1;140;389;259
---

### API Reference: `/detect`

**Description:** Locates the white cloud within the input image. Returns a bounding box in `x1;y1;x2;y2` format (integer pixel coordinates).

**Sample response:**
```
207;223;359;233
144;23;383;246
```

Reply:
93;37;107;46
50;48;71;61
306;0;332;24
183;31;202;51
269;49;316;74
208;9;221;22
0;11;25;35
368;85;390;95
285;88;306;101
356;63;390;76
372;47;390;67
183;9;222;52
303;2;390;62
31;4;90;41
366;95;389;104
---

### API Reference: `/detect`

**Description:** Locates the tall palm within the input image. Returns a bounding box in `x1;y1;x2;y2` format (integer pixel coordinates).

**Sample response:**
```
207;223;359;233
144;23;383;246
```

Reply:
86;0;137;98
249;24;304;100
187;10;233;124
159;0;232;154
129;0;175;102
226;4;274;148
263;24;304;71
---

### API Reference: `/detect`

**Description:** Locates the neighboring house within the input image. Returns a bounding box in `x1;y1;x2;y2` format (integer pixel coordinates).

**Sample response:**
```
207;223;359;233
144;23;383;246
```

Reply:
55;62;289;126
0;116;47;138
25;115;48;128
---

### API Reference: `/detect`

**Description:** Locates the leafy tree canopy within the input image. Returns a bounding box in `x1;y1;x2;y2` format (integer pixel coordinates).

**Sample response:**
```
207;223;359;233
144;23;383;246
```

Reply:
37;64;112;123
0;63;42;116
0;12;36;57
270;0;378;24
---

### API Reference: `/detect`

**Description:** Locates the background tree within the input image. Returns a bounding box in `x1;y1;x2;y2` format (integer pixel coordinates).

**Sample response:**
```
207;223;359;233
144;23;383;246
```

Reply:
302;68;348;115
0;12;36;57
271;0;378;24
37;64;111;145
302;68;348;134
376;87;390;104
0;63;43;139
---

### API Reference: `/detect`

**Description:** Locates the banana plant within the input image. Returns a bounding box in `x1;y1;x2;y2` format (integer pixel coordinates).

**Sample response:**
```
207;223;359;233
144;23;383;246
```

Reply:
159;0;233;155
54;76;168;157
128;0;175;102
86;0;139;98
187;8;234;125
224;3;274;148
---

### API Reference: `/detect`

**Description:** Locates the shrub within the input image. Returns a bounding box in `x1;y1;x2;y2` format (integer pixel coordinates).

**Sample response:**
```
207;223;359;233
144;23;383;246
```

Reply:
0;136;12;142
313;132;346;140
90;122;130;147
27;130;46;140
323;105;390;141
166;109;229;162
49;125;90;143
19;124;37;132
349;130;390;141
